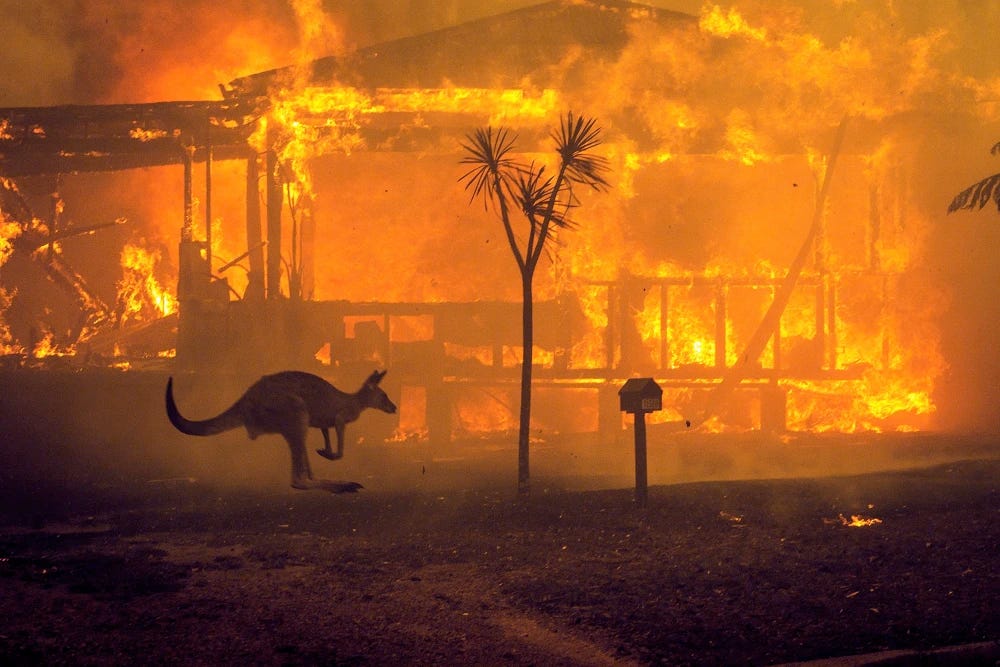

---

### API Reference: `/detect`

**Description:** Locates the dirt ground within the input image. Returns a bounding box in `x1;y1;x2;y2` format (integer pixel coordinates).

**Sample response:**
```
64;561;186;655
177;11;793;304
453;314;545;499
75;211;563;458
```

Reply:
1;448;997;666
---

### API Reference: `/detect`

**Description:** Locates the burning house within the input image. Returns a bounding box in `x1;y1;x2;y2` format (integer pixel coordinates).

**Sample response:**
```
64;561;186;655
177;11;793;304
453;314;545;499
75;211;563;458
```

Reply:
1;1;998;443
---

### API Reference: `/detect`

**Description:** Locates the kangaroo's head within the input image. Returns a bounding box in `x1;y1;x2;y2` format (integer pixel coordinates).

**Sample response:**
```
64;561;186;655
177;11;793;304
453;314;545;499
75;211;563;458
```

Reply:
362;369;397;414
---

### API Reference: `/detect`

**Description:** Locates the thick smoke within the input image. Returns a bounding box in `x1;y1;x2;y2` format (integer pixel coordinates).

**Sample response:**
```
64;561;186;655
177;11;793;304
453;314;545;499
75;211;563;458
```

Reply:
0;0;300;105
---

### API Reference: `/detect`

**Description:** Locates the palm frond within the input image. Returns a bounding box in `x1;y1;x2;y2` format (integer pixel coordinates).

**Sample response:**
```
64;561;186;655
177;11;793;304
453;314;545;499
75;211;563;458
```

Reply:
510;163;575;230
459;126;518;209
948;173;1000;213
552;111;610;190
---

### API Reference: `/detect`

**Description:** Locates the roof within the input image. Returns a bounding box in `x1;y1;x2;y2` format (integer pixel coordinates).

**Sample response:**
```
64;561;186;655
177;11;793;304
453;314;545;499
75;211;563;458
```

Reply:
0;100;254;177
0;1;696;177
225;1;695;99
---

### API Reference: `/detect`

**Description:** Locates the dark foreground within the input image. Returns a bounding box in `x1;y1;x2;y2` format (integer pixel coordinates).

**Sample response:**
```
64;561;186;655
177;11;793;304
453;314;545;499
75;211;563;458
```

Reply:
0;458;997;666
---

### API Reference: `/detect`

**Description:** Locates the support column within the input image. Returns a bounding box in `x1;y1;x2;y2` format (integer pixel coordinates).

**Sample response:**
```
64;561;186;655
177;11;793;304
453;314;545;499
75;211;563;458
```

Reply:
204;129;212;263
715;281;727;369
300;206;315;300
827;276;838;370
245;151;265;300
182;143;195;242
815;280;825;369
659;284;669;370
266;147;282;300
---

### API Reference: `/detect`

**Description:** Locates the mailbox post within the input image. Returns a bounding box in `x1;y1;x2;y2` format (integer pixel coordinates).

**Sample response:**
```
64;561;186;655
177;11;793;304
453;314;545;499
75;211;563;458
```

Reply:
618;378;663;507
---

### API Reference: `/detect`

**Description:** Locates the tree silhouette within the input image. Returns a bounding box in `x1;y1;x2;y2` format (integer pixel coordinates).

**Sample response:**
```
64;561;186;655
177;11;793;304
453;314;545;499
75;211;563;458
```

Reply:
460;112;609;495
948;141;1000;214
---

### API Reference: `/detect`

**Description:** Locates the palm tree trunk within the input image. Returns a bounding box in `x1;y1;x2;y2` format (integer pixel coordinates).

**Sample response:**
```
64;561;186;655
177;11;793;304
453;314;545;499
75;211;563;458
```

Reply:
517;271;533;495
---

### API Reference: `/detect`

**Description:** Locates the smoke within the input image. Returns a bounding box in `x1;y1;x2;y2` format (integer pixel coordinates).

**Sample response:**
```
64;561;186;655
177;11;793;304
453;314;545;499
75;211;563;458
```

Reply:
0;0;300;105
0;0;552;107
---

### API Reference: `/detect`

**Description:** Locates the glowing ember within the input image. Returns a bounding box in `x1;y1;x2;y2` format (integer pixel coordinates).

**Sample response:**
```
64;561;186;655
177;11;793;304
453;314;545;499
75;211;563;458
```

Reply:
128;127;170;142
838;513;883;528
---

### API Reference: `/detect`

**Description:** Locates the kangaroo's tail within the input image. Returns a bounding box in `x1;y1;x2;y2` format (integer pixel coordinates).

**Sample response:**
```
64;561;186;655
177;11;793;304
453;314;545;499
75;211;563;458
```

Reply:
166;377;244;437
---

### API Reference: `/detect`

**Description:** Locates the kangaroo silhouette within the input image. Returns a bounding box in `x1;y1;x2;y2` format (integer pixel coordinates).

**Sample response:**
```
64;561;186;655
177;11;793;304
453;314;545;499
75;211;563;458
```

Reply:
166;370;397;493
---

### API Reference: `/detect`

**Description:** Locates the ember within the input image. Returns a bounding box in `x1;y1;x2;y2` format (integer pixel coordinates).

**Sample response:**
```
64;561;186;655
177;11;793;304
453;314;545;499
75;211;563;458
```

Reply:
840;513;883;528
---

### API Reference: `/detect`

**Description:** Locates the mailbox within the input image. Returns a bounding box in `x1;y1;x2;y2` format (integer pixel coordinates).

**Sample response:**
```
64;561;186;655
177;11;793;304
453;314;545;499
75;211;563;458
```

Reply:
619;377;662;508
618;377;663;414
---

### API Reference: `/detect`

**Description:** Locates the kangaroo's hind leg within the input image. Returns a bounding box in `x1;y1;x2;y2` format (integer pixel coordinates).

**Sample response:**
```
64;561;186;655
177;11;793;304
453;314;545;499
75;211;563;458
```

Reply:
285;410;362;494
282;408;314;490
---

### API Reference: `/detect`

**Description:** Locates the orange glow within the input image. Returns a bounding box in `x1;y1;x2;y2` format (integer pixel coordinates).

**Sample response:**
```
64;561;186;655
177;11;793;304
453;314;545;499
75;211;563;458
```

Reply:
699;4;767;42
117;240;177;324
838;513;883;528
390;384;428;443
32;331;74;359
2;0;980;437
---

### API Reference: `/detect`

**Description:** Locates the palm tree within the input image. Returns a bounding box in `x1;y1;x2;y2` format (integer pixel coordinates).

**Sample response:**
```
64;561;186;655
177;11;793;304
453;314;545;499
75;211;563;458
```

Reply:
948;141;1000;214
460;112;609;495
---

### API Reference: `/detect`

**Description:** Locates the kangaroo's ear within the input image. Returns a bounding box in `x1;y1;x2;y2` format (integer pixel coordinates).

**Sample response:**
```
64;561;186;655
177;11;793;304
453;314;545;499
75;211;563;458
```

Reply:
369;369;387;384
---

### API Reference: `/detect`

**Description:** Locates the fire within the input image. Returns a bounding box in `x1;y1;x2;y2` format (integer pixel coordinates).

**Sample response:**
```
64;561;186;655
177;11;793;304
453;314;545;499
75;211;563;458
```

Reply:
116;240;177;324
254;85;558;195
0;287;18;356
128;127;170;142
721;109;770;166
32;331;73;359
837;513;883;528
699;4;767;42
1;219;21;266
2;0;987;436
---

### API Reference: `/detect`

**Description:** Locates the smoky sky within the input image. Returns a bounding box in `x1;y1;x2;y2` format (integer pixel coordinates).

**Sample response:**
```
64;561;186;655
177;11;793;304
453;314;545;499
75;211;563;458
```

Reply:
1;1;996;106
0;0;700;106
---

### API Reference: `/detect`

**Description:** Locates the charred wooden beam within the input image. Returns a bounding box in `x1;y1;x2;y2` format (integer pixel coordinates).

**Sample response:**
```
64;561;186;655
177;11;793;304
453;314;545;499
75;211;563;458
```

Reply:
0;101;256;177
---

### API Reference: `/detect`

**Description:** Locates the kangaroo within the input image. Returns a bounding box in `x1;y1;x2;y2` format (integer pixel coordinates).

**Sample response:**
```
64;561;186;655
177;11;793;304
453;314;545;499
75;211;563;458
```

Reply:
165;370;397;493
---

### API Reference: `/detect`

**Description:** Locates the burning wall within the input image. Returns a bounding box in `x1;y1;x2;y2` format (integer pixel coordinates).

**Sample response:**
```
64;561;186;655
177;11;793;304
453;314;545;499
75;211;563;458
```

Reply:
2;1;999;433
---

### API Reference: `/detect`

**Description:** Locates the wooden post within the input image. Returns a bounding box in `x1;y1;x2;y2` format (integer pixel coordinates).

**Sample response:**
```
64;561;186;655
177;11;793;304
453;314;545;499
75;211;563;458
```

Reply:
182;144;194;242
815;281;825;369
715;281;727;369
633;411;648;508
266;147;282;300
659;284;669;371
619;378;661;508
204;128;212;263
827;276;838;370
301;204;315;300
245;151;265;300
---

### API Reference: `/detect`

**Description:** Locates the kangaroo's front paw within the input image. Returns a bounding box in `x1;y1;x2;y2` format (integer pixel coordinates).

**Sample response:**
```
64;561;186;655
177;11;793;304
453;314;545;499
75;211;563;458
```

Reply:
315;449;341;461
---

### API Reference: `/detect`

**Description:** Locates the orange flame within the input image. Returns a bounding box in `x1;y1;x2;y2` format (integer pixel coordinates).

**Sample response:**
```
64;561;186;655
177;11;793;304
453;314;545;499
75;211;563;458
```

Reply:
838;513;883;527
117;240;177;324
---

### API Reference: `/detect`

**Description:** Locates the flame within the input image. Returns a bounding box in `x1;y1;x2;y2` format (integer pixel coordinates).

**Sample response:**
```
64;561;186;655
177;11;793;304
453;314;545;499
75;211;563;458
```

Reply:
0;1;974;437
32;331;74;359
253;85;558;203
699;4;768;42
0;287;18;356
116;240;177;325
720;109;770;166
0;219;21;266
838;513;883;528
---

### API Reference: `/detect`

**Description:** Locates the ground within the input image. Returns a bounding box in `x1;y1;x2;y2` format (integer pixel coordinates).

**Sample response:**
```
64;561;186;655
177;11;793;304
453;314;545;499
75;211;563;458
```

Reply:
0;452;997;666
